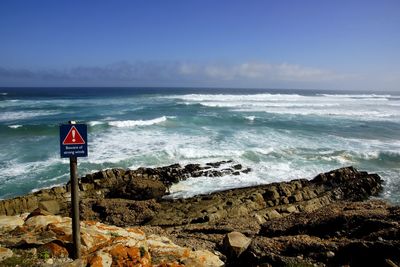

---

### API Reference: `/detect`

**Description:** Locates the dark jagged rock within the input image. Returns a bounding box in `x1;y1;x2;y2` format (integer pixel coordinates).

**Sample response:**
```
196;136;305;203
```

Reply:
237;200;400;267
0;160;251;216
107;178;166;200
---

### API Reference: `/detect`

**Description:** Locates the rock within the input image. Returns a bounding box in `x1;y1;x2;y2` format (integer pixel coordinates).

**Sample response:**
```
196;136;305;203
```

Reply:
106;244;151;267
26;208;53;222
223;231;252;258
233;164;242;170
0;214;25;231
245;200;400;267
184;163;201;172
0;165;392;267
263;187;280;200
42;241;69;257
254;214;266;224
39;200;60;214
88;251;113;267
0;161;252;216
0;247;13;261
108;178;166;200
25;215;68;228
182;250;225;267
284;205;298;213
147;234;224;266
326;251;335;258
265;209;282;220
81;198;161;226
0;214;223;267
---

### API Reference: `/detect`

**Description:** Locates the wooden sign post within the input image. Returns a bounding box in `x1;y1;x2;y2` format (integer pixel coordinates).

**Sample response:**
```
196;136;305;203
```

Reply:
60;121;88;259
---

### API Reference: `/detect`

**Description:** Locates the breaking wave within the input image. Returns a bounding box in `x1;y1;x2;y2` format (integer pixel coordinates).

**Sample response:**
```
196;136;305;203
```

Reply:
108;116;172;128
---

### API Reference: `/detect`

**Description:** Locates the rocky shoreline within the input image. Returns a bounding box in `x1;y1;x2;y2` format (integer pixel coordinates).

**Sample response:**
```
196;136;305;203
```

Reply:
0;161;399;266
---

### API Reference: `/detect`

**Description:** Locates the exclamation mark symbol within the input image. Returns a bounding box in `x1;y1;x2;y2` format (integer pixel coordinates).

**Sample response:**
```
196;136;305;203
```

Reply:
72;129;76;142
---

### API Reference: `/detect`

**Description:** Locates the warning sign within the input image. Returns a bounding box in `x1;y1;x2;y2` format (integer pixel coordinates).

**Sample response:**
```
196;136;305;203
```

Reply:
63;126;86;145
60;124;88;158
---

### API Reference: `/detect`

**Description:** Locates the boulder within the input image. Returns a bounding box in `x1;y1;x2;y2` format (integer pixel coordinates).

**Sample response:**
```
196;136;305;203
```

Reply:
223;231;252;258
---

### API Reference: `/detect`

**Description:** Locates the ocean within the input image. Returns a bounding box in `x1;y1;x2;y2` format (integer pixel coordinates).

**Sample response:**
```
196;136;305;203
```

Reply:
0;87;399;203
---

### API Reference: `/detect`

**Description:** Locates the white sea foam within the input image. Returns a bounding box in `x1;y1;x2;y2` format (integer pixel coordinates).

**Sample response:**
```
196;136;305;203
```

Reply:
167;173;262;198
0;111;59;122
245;116;256;121
167;93;400;121
198;102;339;108
8;125;22;129
252;147;274;155
166;161;323;199
108;116;171;128
89;121;106;126
236;108;396;118
167;93;303;102
0;157;63;184
0;92;8;96
317;94;391;98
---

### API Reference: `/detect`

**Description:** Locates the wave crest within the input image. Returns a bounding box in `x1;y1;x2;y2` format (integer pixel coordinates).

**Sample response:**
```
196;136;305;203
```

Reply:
108;116;172;128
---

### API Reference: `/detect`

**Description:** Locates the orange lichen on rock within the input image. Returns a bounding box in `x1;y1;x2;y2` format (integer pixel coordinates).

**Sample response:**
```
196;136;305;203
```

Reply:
182;248;190;258
88;254;104;267
109;244;128;259
43;241;69;257
126;228;145;235
84;220;99;226
97;224;119;231
108;244;152;267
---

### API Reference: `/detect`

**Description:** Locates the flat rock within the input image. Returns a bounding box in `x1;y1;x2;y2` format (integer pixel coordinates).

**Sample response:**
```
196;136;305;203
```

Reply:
0;214;25;231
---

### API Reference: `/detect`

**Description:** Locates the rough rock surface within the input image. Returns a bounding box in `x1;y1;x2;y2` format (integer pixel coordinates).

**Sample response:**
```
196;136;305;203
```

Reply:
237;200;400;267
0;162;395;267
0;210;224;266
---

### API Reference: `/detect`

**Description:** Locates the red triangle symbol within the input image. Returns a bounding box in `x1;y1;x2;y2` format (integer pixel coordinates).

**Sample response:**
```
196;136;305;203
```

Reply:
63;126;85;145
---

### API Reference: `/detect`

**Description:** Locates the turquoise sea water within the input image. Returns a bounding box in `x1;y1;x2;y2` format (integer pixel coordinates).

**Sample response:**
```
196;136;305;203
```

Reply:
0;88;399;202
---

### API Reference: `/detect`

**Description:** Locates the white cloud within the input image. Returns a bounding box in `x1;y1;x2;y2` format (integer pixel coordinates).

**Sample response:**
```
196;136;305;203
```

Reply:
177;61;348;82
0;61;386;90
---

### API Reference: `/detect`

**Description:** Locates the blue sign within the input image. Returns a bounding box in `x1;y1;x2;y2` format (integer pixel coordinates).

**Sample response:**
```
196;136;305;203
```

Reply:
60;124;88;158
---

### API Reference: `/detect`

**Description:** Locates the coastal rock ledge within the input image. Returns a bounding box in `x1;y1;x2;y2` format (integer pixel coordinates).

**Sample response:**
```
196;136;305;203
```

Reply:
0;163;398;266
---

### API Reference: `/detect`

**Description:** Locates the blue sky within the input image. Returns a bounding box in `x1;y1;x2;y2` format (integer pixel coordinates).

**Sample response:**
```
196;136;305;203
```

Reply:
0;0;399;90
